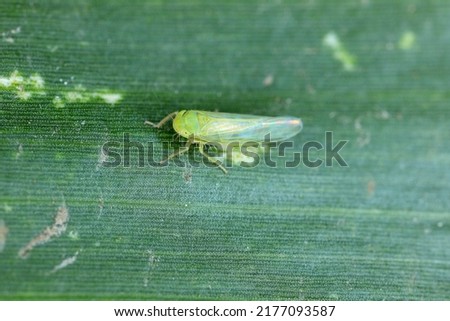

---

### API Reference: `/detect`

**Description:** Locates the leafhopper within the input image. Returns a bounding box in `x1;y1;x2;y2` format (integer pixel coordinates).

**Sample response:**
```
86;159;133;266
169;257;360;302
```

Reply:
145;110;302;173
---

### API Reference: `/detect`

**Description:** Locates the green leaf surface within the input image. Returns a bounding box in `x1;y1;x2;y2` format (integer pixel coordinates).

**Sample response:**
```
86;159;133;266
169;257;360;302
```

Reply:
1;0;449;300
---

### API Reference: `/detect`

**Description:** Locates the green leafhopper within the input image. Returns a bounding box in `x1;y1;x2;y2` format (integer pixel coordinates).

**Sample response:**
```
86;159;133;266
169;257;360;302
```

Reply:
145;110;303;173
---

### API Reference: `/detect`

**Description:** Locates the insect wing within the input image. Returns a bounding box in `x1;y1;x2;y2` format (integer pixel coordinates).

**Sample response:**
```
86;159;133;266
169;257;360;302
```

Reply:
194;111;302;142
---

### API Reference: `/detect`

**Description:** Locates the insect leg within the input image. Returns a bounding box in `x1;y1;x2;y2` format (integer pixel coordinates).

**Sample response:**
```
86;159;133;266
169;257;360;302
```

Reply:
199;143;228;174
159;134;193;164
145;111;178;128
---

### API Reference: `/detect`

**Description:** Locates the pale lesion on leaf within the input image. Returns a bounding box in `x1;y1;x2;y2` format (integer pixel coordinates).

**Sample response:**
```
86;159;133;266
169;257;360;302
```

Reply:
18;205;69;259
0;219;9;253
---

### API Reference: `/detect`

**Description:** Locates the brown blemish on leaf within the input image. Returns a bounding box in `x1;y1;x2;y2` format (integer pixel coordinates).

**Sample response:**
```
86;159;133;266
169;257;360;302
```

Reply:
18;206;69;259
183;165;192;184
367;180;376;197
0;220;9;253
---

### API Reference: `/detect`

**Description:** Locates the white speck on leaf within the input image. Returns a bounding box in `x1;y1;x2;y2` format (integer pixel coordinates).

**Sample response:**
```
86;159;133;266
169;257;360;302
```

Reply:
93;92;123;105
